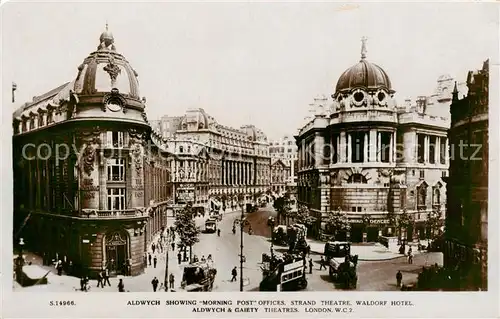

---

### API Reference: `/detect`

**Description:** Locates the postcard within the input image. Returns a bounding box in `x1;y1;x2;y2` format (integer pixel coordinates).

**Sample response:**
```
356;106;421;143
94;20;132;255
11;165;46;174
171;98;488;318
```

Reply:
1;1;498;318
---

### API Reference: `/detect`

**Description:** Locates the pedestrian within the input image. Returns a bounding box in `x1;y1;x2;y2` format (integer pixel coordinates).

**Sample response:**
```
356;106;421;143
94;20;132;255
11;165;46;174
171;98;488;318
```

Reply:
217;229;221;237
153;256;158;268
309;258;313;274
56;260;63;276
104;268;111;286
171;242;175;251
97;270;104;288
408;250;413;264
177;252;182;265
396;270;403;287
231;267;237;282
144;254;147;267
80;277;86;292
169;273;175;289
151;277;159;292
118;279;125;292
183;250;188;262
152;243;156;254
319;256;327;270
148;253;152;266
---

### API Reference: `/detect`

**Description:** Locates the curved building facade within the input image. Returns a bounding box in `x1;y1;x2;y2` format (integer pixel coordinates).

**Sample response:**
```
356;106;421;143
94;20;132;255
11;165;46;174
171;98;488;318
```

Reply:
12;27;172;277
296;39;450;242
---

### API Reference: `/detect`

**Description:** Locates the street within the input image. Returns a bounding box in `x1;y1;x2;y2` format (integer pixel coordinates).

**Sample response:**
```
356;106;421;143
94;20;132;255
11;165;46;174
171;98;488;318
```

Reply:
14;205;442;293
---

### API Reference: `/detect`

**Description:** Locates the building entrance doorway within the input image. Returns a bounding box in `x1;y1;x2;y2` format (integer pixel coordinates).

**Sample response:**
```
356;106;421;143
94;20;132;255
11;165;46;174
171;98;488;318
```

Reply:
105;231;128;276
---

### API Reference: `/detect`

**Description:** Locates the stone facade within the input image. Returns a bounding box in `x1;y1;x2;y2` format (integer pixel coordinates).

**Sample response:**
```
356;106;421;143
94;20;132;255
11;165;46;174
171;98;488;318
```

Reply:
154;108;272;210
12;27;172;277
270;159;290;195
296;39;452;242
445;60;489;290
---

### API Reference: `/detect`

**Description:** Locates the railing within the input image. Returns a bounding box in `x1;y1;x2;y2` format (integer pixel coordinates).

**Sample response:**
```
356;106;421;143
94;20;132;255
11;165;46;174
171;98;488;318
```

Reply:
80;208;147;219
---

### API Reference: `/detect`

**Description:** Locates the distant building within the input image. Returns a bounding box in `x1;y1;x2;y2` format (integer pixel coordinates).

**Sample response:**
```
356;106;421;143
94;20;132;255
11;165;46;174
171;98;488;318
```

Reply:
445;60;489;290
295;39;451;241
12;27;172;277
270;159;290;195
154;108;271;211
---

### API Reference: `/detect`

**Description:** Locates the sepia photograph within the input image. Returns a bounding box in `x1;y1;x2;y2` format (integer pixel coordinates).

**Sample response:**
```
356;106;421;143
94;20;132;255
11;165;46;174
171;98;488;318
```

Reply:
1;1;499;318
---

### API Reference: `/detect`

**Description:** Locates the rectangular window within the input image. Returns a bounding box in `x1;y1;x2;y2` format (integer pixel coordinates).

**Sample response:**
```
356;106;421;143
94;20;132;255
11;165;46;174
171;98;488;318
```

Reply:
357;207;362;212
107;131;124;148
107;188;125;210
429;136;436;164
380;132;391;163
440;138;446;164
107;159;125;181
442;171;447;177
352;207;356;212
420;170;425;179
351;132;365;163
417;134;425;163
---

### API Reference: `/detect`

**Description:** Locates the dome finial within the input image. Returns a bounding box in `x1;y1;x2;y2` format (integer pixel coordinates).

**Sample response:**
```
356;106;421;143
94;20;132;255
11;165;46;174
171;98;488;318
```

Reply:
361;36;368;60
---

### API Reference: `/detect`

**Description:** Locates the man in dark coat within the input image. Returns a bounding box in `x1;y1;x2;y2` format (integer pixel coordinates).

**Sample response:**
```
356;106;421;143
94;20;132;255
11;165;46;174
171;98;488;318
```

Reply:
319;256;327;270
169;273;175;290
396;270;403;287
152;243;156;254
148;253;152;266
231;267;237;282
153;256;158;268
97;270;104;288
151;277;159;292
309;258;313;274
177;252;182;265
103;268;111;286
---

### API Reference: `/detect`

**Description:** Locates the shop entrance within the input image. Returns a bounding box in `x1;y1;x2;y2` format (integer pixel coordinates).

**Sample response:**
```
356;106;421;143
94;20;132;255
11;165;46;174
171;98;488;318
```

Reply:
105;231;128;276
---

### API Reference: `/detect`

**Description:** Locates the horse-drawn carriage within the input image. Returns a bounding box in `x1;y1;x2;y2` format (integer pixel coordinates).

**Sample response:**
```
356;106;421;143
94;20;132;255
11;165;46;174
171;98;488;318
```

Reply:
325;241;358;289
180;262;217;292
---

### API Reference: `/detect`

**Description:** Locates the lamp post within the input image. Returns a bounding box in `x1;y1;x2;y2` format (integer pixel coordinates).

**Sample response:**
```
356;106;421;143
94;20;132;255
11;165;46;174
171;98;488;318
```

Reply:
164;234;169;291
240;203;244;292
16;238;25;285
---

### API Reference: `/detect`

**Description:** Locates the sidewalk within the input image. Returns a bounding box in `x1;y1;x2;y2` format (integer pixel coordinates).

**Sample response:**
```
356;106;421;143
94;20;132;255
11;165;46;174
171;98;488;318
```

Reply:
307;239;426;261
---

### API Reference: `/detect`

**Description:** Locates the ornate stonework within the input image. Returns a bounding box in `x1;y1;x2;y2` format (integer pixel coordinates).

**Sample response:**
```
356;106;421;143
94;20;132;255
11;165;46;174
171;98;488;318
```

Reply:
81;145;96;176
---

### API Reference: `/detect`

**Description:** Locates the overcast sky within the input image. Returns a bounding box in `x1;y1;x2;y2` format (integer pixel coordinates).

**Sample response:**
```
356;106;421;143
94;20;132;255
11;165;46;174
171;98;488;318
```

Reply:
1;1;497;140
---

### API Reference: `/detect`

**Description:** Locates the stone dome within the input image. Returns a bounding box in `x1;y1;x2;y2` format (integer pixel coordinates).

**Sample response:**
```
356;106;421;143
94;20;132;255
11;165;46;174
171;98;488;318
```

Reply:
179;108;210;130
72;25;141;99
334;37;393;96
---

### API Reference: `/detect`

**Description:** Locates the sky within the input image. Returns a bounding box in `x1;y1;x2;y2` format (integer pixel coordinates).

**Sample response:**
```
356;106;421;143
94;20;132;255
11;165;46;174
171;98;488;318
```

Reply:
1;1;497;140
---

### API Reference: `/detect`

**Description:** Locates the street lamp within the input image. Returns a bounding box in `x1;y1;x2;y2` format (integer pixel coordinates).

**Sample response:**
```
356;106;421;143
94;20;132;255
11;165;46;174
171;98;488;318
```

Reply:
16;238;25;285
164;234;170;291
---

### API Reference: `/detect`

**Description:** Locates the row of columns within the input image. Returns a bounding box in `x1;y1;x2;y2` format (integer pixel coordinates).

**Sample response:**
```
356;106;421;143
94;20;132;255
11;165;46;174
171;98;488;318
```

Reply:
336;130;396;163
171;159;208;182
421;135;447;164
221;160;254;185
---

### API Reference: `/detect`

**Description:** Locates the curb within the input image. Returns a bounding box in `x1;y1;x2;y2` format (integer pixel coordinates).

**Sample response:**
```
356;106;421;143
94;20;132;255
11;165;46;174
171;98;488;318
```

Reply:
309;249;426;262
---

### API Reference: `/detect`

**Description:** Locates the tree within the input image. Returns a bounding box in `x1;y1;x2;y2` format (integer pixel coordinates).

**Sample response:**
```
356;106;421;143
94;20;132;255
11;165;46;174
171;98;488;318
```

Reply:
325;208;351;240
426;210;443;239
294;205;315;227
273;196;291;225
397;209;413;242
174;203;200;263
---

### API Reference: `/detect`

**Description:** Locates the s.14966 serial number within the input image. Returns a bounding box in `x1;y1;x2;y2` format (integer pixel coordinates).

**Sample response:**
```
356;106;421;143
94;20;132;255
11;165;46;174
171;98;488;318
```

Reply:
49;300;76;306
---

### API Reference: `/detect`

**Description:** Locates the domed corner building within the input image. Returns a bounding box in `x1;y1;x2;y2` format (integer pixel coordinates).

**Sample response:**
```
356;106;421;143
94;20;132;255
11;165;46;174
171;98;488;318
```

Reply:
12;26;172;278
296;38;450;243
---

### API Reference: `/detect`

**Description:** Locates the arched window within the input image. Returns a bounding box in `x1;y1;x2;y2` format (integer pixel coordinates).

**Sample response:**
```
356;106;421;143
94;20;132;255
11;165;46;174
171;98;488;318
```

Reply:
433;187;441;205
417;184;427;206
347;173;367;184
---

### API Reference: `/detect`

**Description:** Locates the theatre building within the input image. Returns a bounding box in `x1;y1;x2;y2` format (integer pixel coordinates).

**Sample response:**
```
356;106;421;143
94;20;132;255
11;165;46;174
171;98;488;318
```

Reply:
12;27;172;277
444;60;489;290
296;39;452;242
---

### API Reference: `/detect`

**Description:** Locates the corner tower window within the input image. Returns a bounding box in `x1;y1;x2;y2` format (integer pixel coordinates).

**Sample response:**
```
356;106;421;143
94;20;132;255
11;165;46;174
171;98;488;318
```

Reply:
107;131;124;148
351;132;365;163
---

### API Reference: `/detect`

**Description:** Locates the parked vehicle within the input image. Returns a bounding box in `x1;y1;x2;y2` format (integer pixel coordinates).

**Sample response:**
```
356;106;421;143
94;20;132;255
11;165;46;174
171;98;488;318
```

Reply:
180;262;217;292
